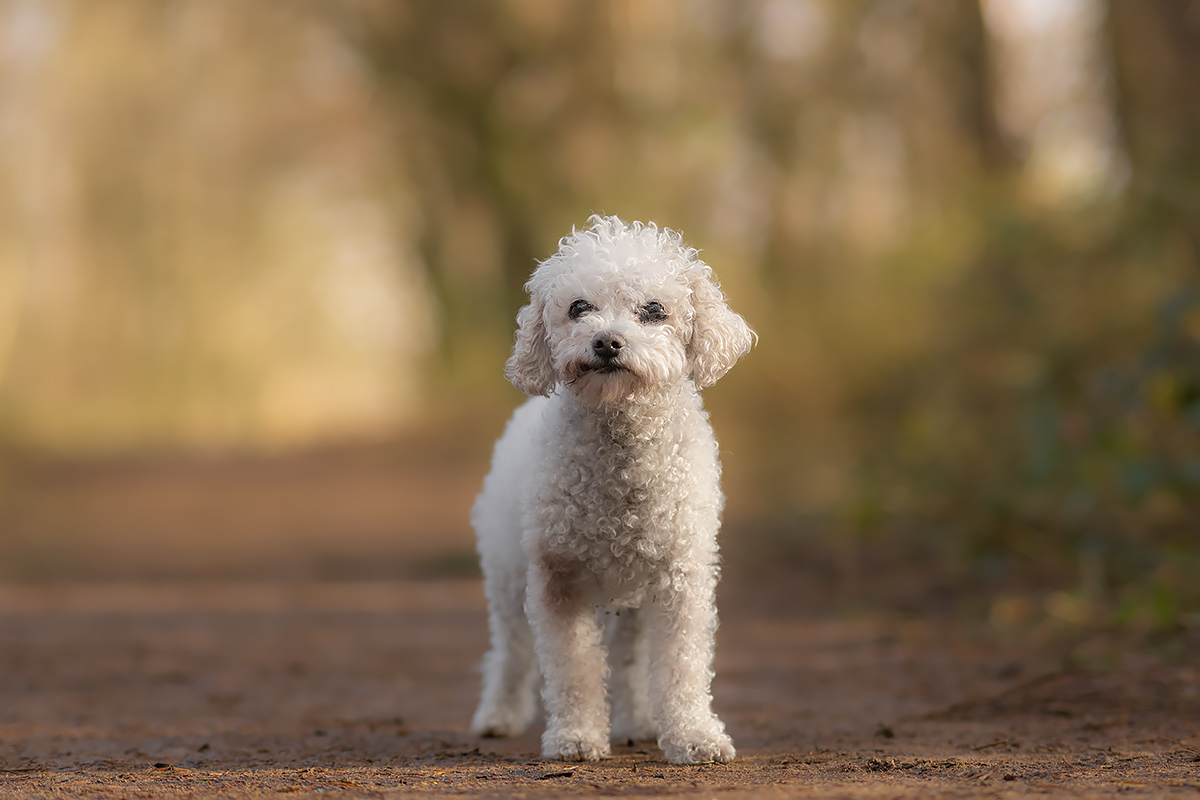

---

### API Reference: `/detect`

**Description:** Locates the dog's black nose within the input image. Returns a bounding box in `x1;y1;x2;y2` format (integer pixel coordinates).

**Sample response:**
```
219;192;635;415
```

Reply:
591;332;626;360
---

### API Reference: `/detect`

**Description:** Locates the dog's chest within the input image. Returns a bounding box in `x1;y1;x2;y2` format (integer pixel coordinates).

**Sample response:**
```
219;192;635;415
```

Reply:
537;427;691;579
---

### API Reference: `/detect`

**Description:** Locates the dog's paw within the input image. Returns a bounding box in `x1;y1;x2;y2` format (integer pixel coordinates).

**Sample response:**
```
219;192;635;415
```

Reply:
610;706;656;743
470;707;533;738
542;730;611;761
474;724;517;738
660;728;735;765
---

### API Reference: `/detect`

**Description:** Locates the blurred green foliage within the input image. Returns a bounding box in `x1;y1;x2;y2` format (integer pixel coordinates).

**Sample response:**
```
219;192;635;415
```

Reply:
853;205;1199;631
841;0;1200;630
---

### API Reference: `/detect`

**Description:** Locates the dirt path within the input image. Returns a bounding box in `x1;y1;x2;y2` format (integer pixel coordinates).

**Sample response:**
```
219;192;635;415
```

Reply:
1;445;1197;797
2;579;1197;799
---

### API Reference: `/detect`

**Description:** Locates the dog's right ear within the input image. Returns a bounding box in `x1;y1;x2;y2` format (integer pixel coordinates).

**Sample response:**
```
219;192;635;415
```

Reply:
505;291;557;396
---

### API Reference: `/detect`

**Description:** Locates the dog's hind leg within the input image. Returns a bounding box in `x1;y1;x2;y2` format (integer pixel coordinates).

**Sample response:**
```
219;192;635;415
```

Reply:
471;568;538;736
605;607;655;742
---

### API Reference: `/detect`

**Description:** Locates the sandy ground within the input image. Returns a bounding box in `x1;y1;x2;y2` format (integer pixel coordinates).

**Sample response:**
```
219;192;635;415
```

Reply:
1;441;1199;798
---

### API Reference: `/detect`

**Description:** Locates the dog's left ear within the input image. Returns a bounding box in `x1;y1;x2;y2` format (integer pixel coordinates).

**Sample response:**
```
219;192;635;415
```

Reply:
688;269;755;388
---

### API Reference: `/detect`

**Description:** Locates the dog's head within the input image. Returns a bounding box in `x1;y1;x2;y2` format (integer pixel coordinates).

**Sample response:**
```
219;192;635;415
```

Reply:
506;215;755;406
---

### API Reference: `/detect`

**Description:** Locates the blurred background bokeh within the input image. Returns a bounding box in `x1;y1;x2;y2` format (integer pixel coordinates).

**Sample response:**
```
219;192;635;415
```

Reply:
0;0;1196;634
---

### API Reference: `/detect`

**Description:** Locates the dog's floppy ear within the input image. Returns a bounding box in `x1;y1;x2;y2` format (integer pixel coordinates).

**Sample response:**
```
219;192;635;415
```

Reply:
688;268;755;388
505;286;557;396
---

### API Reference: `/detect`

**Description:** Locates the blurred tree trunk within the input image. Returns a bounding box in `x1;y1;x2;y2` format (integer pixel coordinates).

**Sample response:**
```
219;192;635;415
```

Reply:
1107;0;1200;255
332;1;620;380
347;3;525;372
926;0;1009;176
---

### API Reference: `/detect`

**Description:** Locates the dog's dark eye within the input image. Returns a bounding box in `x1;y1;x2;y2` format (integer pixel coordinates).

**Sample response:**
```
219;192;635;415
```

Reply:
638;301;668;323
568;299;596;320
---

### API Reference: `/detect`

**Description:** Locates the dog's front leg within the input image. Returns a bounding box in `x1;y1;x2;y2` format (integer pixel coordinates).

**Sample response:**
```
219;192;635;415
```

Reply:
646;563;735;764
527;557;612;761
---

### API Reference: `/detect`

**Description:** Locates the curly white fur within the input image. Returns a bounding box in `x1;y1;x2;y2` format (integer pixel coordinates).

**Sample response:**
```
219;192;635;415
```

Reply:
470;215;754;765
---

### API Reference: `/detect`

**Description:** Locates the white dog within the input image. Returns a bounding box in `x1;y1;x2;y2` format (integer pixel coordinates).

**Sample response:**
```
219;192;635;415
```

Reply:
469;215;754;764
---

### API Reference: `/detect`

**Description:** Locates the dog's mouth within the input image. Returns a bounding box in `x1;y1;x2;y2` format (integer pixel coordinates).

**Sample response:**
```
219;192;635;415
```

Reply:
564;360;631;387
580;362;628;375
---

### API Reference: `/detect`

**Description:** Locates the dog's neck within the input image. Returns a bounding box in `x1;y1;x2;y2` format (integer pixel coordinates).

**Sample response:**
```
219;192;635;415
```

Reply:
562;382;690;446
